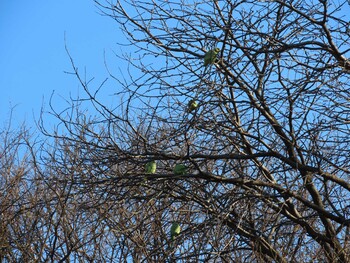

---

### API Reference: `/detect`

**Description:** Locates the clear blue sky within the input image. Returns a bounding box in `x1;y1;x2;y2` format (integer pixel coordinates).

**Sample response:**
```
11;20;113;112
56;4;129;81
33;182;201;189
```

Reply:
2;1;349;130
0;0;122;128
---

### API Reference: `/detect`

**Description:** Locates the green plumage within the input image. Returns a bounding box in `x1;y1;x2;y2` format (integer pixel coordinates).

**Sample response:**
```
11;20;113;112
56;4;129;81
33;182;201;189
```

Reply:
170;222;181;241
145;160;156;174
173;164;187;175
187;99;198;113
204;47;220;66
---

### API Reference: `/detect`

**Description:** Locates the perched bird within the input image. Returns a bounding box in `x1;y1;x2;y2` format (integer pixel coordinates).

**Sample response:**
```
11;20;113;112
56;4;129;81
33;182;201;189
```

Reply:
170;222;181;241
173;164;187;175
145;160;156;174
187;99;199;113
204;47;220;66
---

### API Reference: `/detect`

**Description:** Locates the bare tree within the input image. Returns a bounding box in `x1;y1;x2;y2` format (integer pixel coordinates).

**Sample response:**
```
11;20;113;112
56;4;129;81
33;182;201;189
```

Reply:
29;0;350;262
0;116;129;262
0;117;46;262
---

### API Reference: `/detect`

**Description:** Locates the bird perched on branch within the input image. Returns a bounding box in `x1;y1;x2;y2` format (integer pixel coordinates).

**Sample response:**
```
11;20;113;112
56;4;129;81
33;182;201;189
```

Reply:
187;99;199;113
145;160;156;174
173;164;187;175
204;47;220;66
170;222;181;241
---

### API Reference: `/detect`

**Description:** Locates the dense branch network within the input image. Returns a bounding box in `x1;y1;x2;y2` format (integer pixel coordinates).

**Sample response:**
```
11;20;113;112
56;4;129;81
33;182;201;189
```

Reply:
65;0;349;261
1;0;350;262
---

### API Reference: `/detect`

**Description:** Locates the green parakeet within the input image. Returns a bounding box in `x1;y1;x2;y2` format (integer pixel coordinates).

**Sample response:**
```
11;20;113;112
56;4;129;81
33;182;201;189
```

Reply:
204;47;220;66
173;164;187;175
170;222;181;241
187;99;198;113
145;160;156;174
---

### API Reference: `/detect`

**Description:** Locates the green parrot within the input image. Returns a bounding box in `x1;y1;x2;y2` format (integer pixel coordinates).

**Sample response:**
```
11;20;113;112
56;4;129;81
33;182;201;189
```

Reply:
145;160;156;174
173;164;187;175
204;47;220;66
187;99;198;113
170;222;181;241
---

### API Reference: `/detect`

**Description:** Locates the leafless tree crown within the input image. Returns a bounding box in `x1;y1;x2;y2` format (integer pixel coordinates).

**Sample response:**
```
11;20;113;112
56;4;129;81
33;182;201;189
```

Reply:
1;0;350;262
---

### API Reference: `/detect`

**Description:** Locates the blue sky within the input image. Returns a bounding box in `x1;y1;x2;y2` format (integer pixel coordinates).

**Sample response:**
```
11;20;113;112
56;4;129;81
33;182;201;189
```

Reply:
0;0;122;129
1;1;349;131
